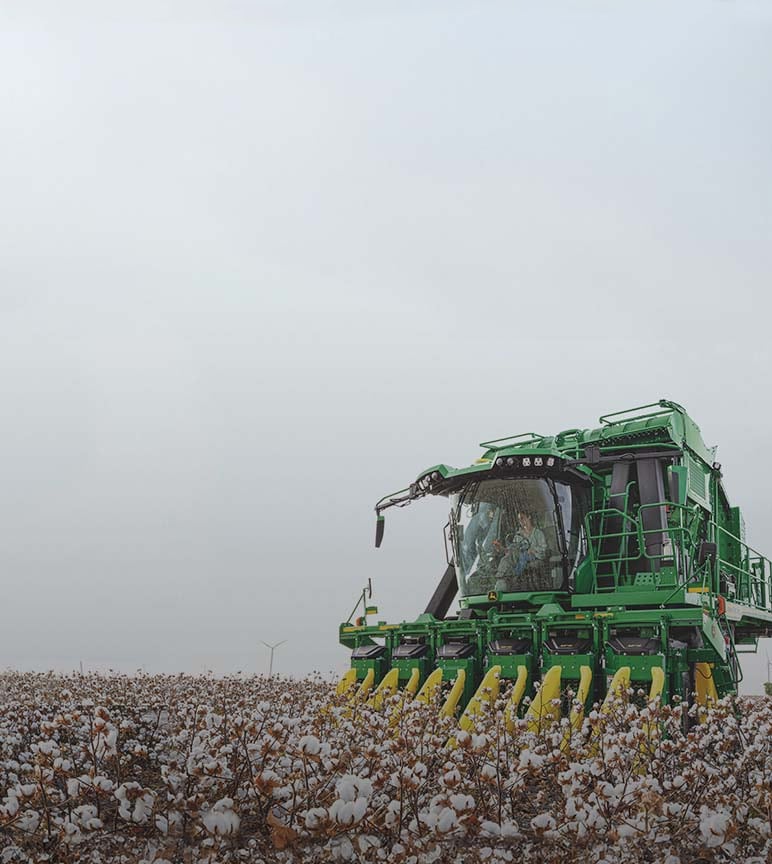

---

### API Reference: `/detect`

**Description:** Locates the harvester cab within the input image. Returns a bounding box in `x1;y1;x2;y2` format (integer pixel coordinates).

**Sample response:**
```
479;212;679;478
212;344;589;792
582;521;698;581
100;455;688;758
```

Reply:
339;400;772;729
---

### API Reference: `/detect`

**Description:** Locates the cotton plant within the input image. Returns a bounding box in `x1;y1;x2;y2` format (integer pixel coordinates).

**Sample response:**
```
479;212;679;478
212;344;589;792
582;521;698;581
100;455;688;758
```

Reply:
0;671;769;863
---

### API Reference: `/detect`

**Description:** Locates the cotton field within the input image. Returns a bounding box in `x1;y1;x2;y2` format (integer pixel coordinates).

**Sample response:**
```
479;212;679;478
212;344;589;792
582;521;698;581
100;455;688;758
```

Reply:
0;672;769;864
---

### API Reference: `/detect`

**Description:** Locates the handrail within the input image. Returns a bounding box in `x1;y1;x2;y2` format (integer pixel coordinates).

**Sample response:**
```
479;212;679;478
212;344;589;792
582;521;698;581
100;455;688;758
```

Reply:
583;498;772;614
479;432;545;450
584;500;699;592
599;400;679;427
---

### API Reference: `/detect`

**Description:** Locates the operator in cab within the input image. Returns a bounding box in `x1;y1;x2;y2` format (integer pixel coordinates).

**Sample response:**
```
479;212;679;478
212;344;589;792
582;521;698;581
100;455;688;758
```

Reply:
494;509;548;592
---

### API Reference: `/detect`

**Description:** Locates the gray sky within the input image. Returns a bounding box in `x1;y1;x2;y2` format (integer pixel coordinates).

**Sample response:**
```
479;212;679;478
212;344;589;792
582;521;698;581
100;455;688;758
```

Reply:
1;1;771;692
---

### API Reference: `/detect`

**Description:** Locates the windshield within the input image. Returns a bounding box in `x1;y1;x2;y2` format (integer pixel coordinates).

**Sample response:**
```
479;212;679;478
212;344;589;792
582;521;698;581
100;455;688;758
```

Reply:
451;478;585;597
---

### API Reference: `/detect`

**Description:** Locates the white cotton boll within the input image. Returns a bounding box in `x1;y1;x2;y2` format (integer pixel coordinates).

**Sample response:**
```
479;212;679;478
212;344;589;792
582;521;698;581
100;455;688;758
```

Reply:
700;810;731;848
304;807;327;829
61;820;82;845
222;809;240;834
132;793;154;824
355;777;373;799
481;820;501;836
531;813;556;831
449;794;474;812
17;810;40;833
203;798;241;836
501;820;519;838
2;796;20;818
352;797;368;822
74;805;102;831
330;800;356;826
518;750;545;769
203;810;226;835
436;806;457;833
471;734;488;751
299;735;321;756
336;777;358;803
480;764;497;780
329;836;355;862
357;835;380;853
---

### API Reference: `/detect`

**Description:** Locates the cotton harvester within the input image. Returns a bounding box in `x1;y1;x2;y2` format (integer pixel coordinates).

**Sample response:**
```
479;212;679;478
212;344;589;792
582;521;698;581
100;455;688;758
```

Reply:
338;400;772;727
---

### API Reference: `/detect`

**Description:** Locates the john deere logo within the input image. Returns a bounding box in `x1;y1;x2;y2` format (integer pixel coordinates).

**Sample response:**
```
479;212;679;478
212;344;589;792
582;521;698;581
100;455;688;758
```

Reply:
488;591;498;601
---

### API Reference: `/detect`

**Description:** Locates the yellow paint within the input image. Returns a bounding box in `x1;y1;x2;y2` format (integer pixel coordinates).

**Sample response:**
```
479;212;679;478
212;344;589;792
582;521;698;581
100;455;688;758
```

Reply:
648;667;664;703
352;668;375;702
504;666;529;734
640;666;666;747
404;668;421;697
602;667;630;713
369;668;399;710
415;668;443;704
561;665;592;752
695;662;718;721
336;669;358;696
569;666;593;732
587;667;630;757
459;666;501;732
525;665;561;733
687;586;709;593
440;670;466;719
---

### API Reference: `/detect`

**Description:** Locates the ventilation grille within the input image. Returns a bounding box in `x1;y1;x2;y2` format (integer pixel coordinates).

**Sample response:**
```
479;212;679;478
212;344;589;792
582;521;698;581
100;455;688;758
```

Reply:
688;455;706;500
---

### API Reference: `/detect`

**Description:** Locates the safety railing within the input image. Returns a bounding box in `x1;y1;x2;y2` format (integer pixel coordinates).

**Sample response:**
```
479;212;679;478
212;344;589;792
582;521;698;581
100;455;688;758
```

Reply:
584;502;772;614
584;501;698;592
711;522;772;612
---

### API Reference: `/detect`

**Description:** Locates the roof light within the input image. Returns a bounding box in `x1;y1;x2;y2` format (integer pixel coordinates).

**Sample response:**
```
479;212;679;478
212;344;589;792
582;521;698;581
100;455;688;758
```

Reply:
506;457;515;467
522;457;531;467
547;457;555;467
534;457;543;467
432;471;440;480
496;457;506;467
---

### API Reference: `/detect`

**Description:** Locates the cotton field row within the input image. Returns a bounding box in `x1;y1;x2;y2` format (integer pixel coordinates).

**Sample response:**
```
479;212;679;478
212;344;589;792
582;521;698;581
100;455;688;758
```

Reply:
0;672;769;864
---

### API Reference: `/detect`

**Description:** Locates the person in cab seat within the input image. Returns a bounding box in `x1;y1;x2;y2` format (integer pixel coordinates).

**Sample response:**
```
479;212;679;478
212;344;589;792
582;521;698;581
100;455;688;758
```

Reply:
494;509;549;592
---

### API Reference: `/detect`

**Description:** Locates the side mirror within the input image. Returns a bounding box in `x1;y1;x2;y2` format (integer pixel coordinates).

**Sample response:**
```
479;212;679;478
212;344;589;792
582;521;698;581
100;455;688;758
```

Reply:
375;515;385;548
697;541;717;567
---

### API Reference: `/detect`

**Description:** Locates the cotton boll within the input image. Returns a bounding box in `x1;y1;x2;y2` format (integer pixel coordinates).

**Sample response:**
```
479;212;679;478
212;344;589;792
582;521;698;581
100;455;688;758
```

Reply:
299;735;321;756
436;806;457;833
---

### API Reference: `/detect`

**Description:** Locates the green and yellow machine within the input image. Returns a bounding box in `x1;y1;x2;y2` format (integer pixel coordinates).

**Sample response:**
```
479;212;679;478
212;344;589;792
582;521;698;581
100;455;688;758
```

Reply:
339;400;772;722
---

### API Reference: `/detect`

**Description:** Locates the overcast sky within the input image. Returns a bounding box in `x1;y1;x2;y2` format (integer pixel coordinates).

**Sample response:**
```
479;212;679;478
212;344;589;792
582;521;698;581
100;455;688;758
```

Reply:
1;1;771;693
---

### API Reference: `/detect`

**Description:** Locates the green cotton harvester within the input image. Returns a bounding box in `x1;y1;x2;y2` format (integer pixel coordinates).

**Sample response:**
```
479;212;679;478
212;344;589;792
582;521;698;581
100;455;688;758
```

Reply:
338;400;772;729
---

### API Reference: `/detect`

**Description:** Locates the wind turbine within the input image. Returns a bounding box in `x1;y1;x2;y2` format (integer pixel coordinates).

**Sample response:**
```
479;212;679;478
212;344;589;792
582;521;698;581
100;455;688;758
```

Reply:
260;640;287;676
